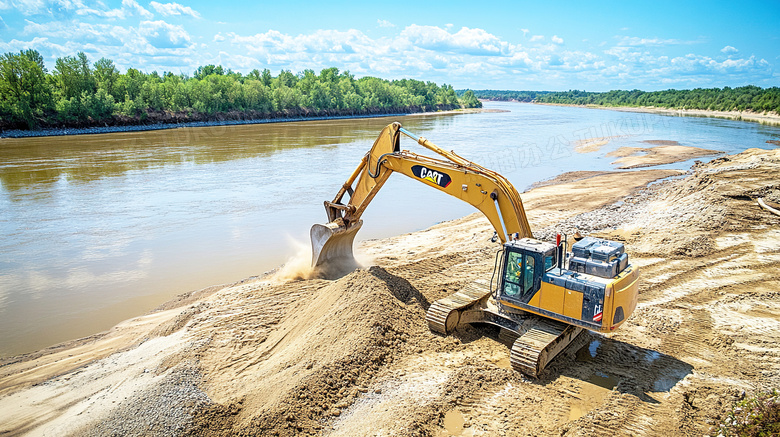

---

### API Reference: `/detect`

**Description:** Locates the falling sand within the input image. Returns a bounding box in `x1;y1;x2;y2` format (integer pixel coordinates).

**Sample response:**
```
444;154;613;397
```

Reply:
271;237;375;282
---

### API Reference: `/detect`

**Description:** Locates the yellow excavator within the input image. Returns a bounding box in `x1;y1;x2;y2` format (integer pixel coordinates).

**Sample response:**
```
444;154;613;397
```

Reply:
311;122;639;377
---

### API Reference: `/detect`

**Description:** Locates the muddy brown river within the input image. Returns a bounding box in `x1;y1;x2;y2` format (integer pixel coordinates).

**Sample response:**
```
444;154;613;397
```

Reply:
1;102;779;357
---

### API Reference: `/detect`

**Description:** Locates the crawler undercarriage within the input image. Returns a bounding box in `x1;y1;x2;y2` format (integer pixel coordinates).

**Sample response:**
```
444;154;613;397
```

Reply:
426;281;583;377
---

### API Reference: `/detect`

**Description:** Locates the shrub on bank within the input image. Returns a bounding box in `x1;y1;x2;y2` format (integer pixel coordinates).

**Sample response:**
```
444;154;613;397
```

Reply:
712;389;780;437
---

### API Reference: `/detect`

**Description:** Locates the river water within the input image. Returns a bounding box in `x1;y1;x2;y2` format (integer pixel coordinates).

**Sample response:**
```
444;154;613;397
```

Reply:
1;102;779;357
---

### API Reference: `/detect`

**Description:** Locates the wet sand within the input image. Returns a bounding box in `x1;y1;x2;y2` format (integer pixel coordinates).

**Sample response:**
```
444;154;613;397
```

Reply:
573;137;724;169
607;142;723;169
2;147;780;436
574;137;618;154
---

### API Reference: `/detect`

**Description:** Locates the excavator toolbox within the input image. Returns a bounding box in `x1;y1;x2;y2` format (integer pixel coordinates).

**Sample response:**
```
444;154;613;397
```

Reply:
572;237;625;261
570;237;628;279
569;254;628;279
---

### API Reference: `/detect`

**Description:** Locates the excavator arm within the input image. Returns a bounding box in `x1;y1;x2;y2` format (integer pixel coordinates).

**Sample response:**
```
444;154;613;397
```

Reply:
311;122;532;276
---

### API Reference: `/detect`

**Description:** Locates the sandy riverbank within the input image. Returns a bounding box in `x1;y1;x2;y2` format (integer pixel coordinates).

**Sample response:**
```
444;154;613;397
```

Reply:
536;102;780;126
2;147;779;436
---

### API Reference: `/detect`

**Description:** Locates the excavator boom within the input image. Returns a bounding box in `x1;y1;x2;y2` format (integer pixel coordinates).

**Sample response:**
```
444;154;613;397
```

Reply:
311;122;531;277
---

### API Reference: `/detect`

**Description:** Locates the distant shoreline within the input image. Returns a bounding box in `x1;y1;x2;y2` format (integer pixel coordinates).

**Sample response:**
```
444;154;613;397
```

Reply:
531;101;780;126
0;107;488;139
0;113;405;139
0;106;495;140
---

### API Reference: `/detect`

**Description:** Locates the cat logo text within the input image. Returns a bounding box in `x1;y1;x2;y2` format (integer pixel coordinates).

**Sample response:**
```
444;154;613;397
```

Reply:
411;165;452;188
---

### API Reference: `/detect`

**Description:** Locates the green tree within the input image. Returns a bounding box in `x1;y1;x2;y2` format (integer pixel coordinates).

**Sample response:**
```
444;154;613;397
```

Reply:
16;52;715;130
0;49;53;127
459;90;481;108
94;57;119;97
53;52;95;100
113;68;145;102
260;69;273;87
194;64;224;80
275;70;297;88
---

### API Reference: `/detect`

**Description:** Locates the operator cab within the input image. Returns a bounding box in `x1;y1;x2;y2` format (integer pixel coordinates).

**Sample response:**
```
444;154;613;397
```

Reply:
499;238;557;306
496;236;638;333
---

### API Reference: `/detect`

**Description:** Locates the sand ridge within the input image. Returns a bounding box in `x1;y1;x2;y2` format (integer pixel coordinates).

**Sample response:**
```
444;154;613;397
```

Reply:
606;141;723;169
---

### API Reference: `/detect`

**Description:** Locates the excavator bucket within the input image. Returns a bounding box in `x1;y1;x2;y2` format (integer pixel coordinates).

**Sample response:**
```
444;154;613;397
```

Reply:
310;220;363;279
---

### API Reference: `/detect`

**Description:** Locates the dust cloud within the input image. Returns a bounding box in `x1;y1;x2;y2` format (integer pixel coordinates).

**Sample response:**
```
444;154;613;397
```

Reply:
270;238;322;282
271;236;374;282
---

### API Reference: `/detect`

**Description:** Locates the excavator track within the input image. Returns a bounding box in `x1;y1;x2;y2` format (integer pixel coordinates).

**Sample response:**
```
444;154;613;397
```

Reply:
509;319;583;378
426;281;584;378
426;282;493;335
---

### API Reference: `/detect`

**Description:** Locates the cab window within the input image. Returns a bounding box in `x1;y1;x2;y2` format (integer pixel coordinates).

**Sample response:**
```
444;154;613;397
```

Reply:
544;251;556;271
524;256;534;291
504;251;523;296
504;251;538;300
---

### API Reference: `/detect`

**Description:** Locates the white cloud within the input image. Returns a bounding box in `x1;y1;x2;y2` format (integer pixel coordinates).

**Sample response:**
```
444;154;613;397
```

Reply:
502;51;536;69
0;15;6;29
529;35;543;42
399;25;513;55
520;28;528;37
598;43;773;87
552;35;563;44
22;17;192;51
149;1;200;18
0;35;102;61
217;25;613;85
229;28;373;57
721;45;738;54
0;1;9;9
617;36;698;47
76;6;125;19
139;20;192;48
213;32;224;42
6;0;82;16
121;0;152;18
75;0;152;20
668;53;768;75
377;19;394;28
9;15;197;70
24;18;117;42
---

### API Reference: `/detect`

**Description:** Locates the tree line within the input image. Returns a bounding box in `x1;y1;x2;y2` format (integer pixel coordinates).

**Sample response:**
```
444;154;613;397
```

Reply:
463;87;780;114
456;90;552;102
0;50;481;130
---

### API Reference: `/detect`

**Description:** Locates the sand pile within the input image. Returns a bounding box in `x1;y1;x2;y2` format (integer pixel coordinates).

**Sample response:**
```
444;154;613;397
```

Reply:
177;267;434;436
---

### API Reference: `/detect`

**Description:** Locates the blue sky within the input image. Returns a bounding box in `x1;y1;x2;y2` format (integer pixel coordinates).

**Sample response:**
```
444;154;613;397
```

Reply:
0;0;778;91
